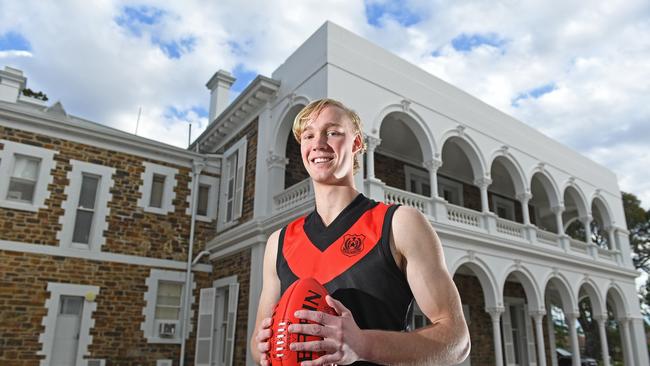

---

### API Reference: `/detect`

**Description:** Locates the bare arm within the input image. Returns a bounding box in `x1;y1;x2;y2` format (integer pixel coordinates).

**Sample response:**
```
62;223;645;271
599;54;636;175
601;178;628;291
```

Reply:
249;229;282;365
362;206;470;365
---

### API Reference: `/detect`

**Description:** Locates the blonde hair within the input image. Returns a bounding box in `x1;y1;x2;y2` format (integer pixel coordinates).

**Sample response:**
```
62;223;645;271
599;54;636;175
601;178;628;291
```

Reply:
292;98;367;172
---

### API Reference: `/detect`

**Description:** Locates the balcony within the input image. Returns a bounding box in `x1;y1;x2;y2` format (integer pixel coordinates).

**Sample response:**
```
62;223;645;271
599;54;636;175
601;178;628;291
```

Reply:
271;178;622;265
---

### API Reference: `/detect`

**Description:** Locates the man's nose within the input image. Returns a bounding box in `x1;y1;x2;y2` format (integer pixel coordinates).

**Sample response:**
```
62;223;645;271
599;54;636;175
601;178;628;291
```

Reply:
312;133;328;149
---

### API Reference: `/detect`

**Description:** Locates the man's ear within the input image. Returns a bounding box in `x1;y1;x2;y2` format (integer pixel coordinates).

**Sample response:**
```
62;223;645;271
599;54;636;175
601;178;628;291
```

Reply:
352;133;363;154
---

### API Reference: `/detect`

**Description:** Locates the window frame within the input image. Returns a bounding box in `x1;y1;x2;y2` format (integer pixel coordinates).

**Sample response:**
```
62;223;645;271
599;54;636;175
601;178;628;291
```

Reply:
217;137;247;231
492;195;516;221
0;140;56;212
57;160;114;251
187;174;220;223
138;162;179;215
142;269;195;344
404;165;431;197
437;175;464;206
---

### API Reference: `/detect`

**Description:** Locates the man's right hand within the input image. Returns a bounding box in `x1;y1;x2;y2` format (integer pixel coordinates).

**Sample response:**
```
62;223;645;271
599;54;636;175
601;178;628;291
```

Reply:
255;317;273;365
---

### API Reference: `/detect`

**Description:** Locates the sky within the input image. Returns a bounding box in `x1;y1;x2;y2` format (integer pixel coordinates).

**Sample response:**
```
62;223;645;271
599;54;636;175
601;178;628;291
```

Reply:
0;0;649;210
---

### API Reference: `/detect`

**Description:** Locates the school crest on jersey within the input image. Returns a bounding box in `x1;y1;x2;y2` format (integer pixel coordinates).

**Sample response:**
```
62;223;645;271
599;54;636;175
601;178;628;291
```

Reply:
341;234;365;257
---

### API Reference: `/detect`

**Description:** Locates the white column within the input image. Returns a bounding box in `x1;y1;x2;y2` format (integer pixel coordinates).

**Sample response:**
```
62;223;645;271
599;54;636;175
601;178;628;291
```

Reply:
605;226;616;251
581;214;593;245
531;310;547;366
566;312;581;366
517;192;532;225
546;306;558;366
365;135;381;180
618;317;635;366
488;307;505;366
474;177;492;213
551;205;565;235
593;315;611;366
423;158;442;198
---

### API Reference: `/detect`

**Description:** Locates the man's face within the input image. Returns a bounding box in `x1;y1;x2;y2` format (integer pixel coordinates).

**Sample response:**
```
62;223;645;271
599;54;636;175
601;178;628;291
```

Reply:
299;105;362;185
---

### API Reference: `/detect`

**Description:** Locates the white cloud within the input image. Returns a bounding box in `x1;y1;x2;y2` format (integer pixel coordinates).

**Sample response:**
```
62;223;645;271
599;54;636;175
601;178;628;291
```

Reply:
1;0;649;211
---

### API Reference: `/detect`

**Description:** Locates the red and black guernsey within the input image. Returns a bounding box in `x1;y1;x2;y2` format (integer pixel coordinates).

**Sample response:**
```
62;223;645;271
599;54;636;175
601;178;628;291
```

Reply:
277;194;414;364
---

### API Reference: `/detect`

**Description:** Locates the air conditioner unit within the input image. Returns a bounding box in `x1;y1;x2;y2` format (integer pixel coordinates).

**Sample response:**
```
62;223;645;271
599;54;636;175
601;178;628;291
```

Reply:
158;320;178;338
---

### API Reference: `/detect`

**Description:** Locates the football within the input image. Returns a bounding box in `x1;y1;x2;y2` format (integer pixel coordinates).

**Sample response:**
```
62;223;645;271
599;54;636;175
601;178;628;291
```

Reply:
269;278;336;366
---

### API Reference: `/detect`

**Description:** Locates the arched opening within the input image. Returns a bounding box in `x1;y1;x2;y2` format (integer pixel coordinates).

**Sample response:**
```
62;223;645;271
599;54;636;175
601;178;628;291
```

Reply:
530;172;560;234
282;104;309;189
543;277;576;366
449;263;498;366
489;156;526;222
563;186;588;242
375;112;429;195
576;283;604;364
591;198;612;249
438;137;483;211
604;287;628;365
501;271;541;366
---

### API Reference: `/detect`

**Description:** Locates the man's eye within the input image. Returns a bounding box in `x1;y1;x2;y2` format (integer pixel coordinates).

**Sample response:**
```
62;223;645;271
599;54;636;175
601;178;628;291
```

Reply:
327;131;342;136
302;134;313;140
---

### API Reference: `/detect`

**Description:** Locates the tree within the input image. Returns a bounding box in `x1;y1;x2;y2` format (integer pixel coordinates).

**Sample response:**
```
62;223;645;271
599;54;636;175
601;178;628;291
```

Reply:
622;192;650;272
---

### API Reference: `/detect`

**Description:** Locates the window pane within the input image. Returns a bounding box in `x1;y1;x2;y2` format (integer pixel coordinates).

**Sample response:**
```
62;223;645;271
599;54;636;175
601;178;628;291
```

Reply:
12;155;40;180
60;296;84;315
422;184;431;197
7;179;36;202
155;307;180;320
79;175;99;209
157;282;182;306
150;174;165;208
197;184;209;216
73;209;93;243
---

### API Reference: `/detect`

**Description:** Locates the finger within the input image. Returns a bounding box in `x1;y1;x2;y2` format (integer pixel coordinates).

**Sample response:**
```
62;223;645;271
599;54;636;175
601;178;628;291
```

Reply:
290;339;338;353
260;352;269;366
256;328;272;342
325;295;348;316
294;309;337;325
261;317;273;328
257;341;270;353
300;352;342;366
288;323;332;338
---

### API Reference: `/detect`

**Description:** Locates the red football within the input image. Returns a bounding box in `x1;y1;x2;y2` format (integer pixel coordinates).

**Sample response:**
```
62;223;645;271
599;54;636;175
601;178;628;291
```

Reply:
269;278;336;366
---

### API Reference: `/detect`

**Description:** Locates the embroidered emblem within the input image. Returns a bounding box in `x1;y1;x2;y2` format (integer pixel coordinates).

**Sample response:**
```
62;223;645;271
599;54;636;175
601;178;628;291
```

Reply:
341;234;365;257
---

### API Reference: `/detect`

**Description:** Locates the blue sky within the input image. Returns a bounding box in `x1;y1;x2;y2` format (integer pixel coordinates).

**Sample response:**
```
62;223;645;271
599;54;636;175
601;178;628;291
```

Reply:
1;0;649;211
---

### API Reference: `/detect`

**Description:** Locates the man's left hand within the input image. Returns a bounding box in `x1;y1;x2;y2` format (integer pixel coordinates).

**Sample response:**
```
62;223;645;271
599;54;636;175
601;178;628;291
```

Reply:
288;295;366;366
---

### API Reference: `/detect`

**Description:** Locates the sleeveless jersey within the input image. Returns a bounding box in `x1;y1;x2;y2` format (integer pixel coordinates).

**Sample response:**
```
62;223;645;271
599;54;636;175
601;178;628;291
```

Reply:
276;194;414;365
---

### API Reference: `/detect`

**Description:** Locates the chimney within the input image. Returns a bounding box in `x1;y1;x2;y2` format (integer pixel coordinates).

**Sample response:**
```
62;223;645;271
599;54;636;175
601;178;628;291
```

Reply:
206;70;236;123
0;66;26;103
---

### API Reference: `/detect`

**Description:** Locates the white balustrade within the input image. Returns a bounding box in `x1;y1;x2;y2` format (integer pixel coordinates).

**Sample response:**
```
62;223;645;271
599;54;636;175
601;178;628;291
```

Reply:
537;229;559;246
597;247;617;261
383;186;428;214
446;204;482;228
273;179;313;212
495;217;525;238
569;238;589;255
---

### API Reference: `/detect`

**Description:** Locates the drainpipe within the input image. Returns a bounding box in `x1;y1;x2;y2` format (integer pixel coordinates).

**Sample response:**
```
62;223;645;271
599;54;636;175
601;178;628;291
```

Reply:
179;153;221;366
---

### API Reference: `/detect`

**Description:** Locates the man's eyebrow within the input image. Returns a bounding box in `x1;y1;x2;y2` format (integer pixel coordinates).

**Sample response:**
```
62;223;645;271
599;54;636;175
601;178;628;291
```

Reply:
302;122;344;132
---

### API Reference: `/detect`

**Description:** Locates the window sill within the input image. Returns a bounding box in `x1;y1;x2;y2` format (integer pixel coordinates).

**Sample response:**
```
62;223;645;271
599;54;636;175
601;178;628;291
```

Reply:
143;206;173;215
0;199;43;212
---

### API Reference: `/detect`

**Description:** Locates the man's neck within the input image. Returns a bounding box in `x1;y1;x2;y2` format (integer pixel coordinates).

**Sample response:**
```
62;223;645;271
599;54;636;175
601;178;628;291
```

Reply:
312;182;360;227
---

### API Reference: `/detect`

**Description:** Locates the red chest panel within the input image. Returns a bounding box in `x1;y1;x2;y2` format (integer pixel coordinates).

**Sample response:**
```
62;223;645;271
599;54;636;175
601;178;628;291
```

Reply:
282;203;389;285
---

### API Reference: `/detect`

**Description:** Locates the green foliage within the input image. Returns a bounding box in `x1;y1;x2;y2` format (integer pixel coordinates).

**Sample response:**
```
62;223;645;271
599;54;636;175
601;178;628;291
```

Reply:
21;87;49;101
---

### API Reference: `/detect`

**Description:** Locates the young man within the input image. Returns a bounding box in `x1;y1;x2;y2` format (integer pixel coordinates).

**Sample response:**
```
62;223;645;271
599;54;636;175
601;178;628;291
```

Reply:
251;98;470;365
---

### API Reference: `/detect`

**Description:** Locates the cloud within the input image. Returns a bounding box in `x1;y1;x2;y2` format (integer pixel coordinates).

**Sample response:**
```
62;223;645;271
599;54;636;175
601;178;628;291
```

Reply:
0;0;648;211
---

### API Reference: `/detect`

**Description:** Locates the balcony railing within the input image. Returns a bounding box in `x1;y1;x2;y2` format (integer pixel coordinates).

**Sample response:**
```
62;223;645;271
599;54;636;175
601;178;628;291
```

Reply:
496;218;526;239
383;186;428;214
273;179;313;212
271;179;617;265
537;229;559;246
447;204;482;228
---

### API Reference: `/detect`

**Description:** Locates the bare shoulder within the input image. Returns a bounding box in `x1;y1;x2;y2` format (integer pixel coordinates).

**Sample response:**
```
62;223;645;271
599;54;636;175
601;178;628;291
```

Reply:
391;205;442;257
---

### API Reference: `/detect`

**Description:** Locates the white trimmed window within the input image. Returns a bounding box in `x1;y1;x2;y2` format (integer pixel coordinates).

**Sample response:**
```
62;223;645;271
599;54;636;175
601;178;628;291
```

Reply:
218;137;246;230
0;140;56;211
142;269;194;344
186;174;219;222
195;276;239;366
38;282;100;366
438;176;464;206
493;195;516;221
404;165;431;197
57;160;114;251
138;162;178;215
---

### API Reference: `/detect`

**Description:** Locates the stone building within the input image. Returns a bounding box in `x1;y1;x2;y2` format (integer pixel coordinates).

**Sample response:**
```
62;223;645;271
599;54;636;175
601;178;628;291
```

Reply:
1;21;648;366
